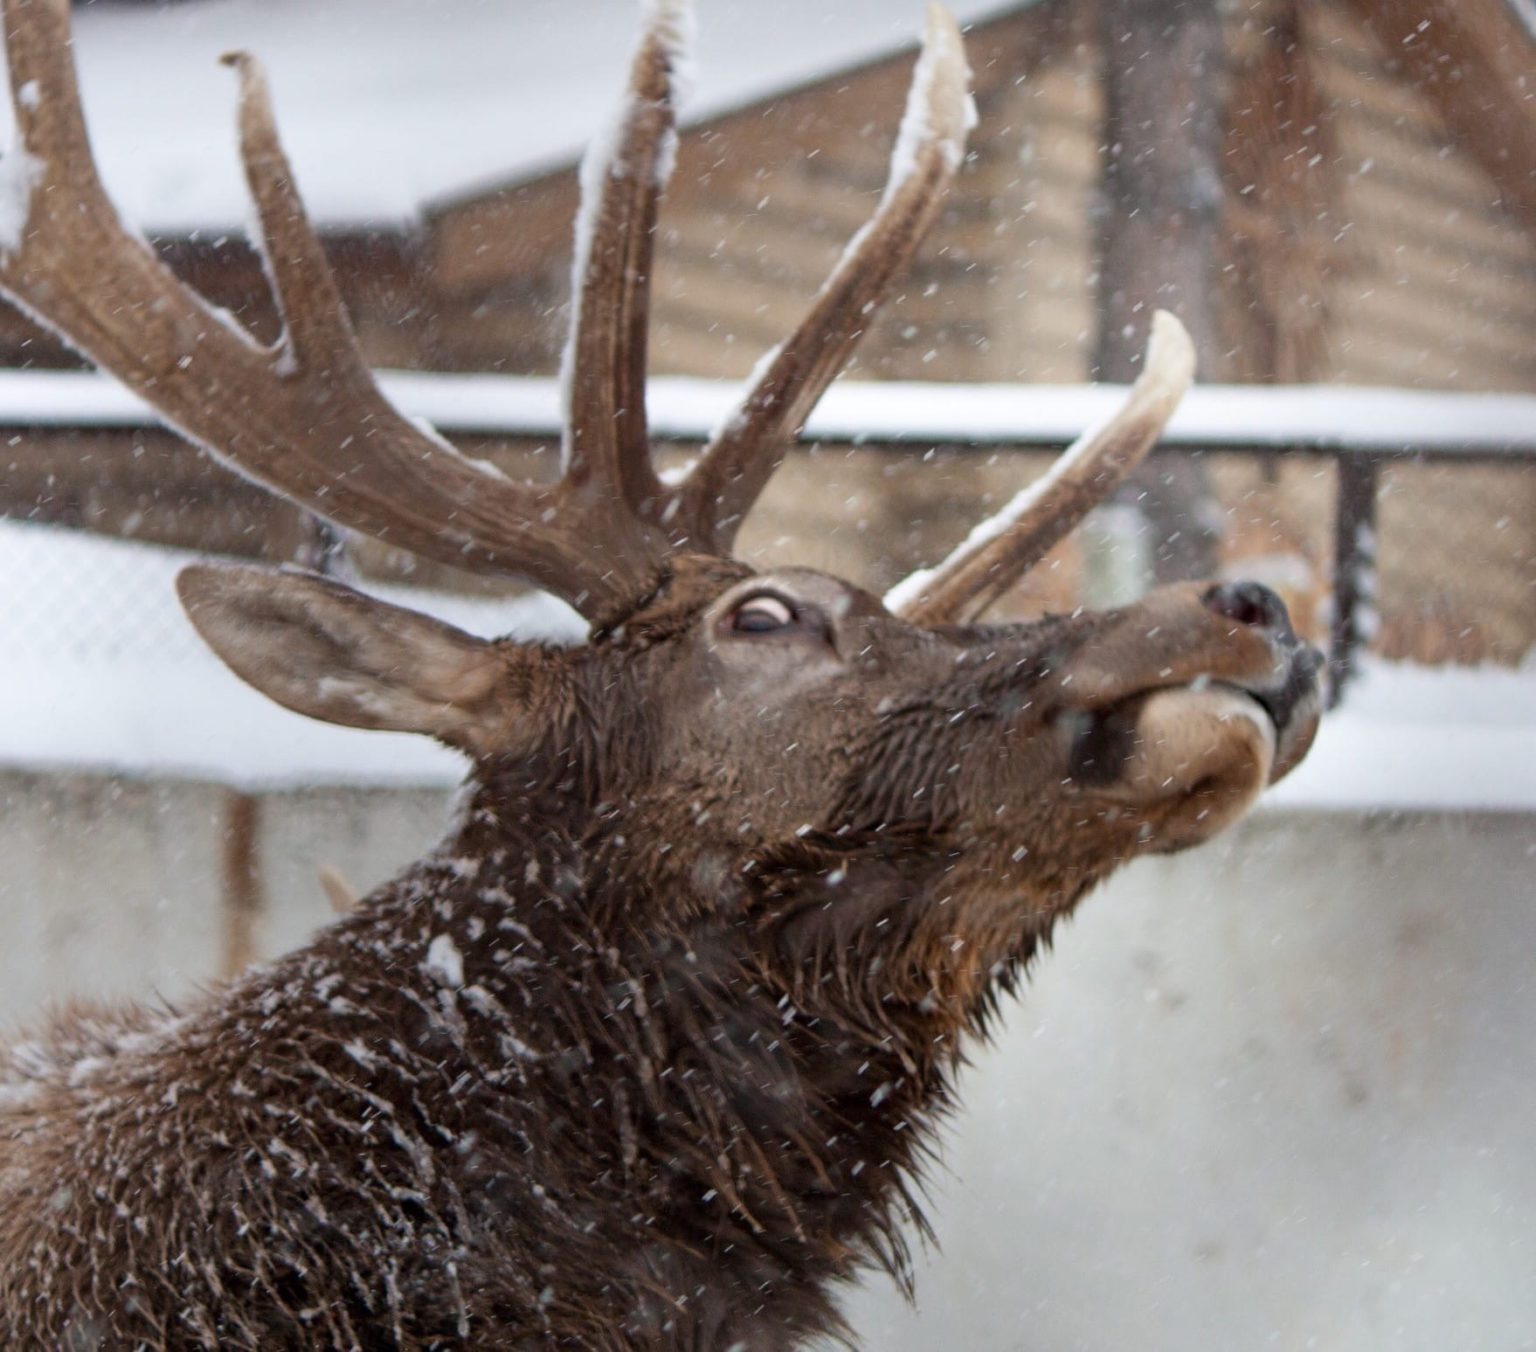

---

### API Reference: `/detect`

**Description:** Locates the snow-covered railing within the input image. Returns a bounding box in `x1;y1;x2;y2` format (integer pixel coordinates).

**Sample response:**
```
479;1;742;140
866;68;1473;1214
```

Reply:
0;369;1531;458
3;369;1534;703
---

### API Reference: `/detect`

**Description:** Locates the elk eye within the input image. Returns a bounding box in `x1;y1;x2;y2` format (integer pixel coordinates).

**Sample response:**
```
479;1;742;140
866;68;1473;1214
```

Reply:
728;595;797;634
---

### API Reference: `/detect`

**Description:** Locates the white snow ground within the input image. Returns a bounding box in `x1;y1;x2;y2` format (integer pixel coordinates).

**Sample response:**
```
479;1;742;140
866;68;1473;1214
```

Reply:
0;0;1026;233
2;519;1532;807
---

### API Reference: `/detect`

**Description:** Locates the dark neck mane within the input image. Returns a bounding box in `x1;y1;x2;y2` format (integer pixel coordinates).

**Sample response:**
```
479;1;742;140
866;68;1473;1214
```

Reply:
3;773;1048;1350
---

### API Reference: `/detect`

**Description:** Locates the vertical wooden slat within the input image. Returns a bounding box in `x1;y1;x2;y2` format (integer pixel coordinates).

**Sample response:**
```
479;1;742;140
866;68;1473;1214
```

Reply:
1094;0;1226;583
1223;0;1336;386
220;790;263;978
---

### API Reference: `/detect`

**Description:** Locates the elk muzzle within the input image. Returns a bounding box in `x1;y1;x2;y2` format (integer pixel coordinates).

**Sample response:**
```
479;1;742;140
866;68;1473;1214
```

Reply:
1053;580;1322;852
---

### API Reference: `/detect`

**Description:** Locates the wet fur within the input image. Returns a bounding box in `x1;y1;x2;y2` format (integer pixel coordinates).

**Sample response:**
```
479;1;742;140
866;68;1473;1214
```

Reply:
0;562;1286;1348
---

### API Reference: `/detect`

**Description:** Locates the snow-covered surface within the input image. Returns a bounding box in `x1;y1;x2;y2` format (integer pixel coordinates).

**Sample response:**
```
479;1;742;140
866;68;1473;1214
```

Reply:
0;0;1025;233
0;520;583;788
0;139;41;253
1267;661;1536;812
2;520;1532;808
883;3;976;191
0;368;1530;455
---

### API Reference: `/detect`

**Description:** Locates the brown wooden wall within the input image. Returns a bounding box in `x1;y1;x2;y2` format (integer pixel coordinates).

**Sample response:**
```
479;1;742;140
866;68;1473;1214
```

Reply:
426;3;1098;384
0;2;1526;389
1306;0;1535;664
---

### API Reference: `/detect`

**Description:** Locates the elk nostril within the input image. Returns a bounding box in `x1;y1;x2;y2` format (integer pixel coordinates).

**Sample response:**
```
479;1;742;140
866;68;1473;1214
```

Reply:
1203;580;1290;633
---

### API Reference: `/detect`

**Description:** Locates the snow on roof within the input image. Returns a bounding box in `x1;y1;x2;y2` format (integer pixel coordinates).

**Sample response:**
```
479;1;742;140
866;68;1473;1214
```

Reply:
0;367;1530;456
0;0;1025;233
3;518;1533;809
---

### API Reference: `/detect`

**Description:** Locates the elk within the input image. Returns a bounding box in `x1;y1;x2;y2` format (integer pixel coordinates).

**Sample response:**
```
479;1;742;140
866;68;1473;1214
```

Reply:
0;0;1321;1346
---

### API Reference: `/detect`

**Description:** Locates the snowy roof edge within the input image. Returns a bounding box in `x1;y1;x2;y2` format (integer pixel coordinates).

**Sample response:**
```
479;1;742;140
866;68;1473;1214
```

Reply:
419;0;1042;221
23;0;1038;235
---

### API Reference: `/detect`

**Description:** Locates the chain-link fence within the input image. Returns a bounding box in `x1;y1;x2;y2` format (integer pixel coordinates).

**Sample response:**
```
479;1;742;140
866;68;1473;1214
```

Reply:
1;517;208;662
0;518;584;782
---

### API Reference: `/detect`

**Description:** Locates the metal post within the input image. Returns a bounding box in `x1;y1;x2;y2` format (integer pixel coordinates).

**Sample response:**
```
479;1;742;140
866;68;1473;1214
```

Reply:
1095;0;1227;585
1328;453;1379;708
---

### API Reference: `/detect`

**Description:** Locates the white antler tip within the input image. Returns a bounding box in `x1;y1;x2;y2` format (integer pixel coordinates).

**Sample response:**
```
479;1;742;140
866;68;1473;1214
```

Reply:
1145;309;1197;392
220;50;271;109
640;0;697;95
925;2;961;41
642;0;692;23
919;4;976;150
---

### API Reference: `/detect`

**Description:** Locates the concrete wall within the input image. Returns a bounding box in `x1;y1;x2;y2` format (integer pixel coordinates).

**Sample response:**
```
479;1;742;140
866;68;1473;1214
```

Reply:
841;811;1536;1351
0;770;453;1025
0;772;1530;1348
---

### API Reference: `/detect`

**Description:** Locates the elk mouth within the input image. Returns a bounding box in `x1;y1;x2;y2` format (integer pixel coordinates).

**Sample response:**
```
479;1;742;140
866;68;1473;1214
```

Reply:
1055;586;1323;850
1063;685;1279;852
1056;582;1321;775
1067;655;1320;785
1222;650;1324;783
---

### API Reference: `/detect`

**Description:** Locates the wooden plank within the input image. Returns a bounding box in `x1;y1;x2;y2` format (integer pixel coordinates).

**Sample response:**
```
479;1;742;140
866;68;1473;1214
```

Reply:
1338;286;1536;371
1333;351;1534;393
219;792;264;979
1223;0;1338;383
1344;0;1536;228
1330;156;1536;269
1313;46;1449;127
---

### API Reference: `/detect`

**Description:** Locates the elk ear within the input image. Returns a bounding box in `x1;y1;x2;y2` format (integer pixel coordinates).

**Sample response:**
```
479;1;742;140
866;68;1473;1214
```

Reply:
176;564;513;755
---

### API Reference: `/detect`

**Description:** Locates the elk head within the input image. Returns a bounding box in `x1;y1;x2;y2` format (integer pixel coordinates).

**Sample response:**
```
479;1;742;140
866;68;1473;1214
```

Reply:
0;0;1319;1031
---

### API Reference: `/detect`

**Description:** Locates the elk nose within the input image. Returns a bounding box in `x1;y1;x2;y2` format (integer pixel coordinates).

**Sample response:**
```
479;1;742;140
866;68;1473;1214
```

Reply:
1203;580;1294;638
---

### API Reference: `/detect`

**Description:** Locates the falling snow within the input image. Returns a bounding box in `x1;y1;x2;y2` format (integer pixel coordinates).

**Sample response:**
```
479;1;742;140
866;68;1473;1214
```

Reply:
423;933;465;989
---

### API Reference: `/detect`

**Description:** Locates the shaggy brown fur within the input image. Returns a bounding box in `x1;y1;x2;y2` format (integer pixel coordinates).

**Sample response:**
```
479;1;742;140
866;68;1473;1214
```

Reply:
1;558;1320;1348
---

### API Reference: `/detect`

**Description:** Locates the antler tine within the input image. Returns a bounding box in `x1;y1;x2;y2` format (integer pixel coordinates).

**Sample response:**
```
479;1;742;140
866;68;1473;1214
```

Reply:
560;0;690;517
0;0;671;619
0;0;142;353
224;51;358;373
886;311;1198;625
670;3;974;553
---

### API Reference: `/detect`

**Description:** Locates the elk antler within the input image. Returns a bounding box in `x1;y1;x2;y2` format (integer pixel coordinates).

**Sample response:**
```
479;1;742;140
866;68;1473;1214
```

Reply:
0;0;685;620
885;311;1197;625
560;0;689;522
667;3;974;553
0;0;973;621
